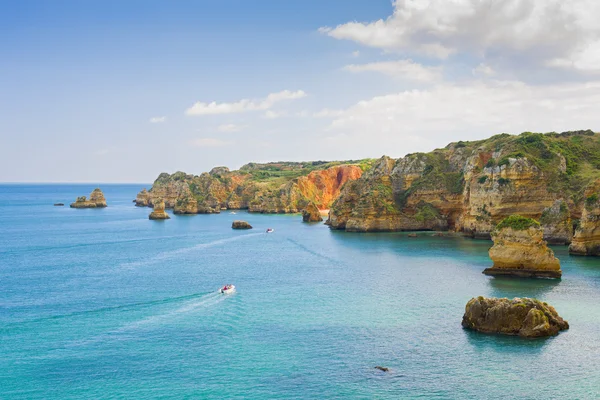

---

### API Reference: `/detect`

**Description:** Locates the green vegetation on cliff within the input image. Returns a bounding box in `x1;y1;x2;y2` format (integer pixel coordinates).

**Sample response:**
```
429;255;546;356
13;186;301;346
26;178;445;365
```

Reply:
495;215;540;231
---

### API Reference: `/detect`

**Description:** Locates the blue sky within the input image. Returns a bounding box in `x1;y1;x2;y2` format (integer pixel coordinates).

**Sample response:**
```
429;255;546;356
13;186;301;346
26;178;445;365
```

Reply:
2;0;600;182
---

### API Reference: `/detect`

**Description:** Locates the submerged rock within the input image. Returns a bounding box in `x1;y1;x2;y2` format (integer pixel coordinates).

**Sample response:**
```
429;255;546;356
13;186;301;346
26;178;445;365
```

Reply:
483;215;561;279
70;188;107;208
462;297;569;338
232;220;252;229
149;199;170;220
374;366;389;372
569;179;600;256
302;202;323;223
53;203;64;206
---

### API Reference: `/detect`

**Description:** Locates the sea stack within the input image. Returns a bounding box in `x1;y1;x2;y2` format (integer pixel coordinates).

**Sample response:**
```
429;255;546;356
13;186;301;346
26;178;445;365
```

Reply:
70;188;107;208
569;179;600;256
302;202;323;223
483;215;561;278
232;220;252;229
149;199;170;220
462;297;569;338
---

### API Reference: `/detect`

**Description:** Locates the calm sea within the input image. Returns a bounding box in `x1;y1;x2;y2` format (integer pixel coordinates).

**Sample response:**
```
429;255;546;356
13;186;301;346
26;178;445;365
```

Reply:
1;184;599;399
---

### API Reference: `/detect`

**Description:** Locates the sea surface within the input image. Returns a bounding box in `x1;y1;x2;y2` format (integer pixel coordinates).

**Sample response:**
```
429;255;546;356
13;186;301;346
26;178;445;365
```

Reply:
1;184;600;399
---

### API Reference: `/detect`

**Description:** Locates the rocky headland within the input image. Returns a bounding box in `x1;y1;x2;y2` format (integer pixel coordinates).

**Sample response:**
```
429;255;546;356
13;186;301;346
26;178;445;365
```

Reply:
483;215;562;278
149;199;170;220
462;296;569;338
70;188;107;208
136;161;368;215
569;179;600;256
326;130;600;250
302;202;323;223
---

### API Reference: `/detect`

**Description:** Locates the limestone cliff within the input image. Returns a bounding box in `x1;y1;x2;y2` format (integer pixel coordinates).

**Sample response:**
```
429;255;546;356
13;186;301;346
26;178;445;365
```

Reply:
302;202;323;223
328;130;600;243
569;179;600;256
149;199;170;220
462;297;569;338
138;162;367;215
483;216;561;278
135;189;150;207
70;188;107;208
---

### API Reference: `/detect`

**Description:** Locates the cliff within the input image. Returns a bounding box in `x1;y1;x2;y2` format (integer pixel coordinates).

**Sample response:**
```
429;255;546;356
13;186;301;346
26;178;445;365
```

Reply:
462;297;569;338
302;202;323;223
138;161;369;215
70;188;107;208
569;179;600;255
484;216;562;279
328;130;600;243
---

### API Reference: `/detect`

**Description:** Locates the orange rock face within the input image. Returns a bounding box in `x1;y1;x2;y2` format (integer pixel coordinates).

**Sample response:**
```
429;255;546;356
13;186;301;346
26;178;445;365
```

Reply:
295;165;363;210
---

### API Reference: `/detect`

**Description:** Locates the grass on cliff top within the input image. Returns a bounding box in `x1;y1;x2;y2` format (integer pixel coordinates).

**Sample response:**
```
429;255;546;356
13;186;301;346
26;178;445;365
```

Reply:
495;215;540;231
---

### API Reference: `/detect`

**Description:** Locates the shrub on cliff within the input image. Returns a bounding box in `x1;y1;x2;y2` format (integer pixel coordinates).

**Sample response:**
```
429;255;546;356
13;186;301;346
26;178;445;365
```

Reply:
495;215;540;231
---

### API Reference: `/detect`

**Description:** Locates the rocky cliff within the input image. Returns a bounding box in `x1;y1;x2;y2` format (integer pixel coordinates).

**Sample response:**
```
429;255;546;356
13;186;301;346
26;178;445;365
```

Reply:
138;161;368;215
328;130;600;245
302;202;323;223
70;188;107;208
462;297;569;338
569;179;600;255
484;216;562;279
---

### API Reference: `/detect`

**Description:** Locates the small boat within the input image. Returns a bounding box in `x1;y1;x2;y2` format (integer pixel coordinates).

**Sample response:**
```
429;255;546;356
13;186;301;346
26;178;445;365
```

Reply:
266;228;274;233
230;211;237;215
219;284;236;294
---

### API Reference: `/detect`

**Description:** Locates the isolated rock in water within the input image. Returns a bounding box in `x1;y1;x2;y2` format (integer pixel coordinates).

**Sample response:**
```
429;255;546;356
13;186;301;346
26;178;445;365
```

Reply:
483;215;561;278
569;179;600;256
135;188;150;207
70;188;107;208
149;199;170;220
53;203;64;206
232;220;252;229
462;297;569;338
374;366;389;372
540;199;572;245
302;202;323;223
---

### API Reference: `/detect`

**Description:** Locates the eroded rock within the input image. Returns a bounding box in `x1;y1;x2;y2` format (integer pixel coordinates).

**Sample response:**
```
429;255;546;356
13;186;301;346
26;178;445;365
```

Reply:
232;220;252;229
70;188;107;208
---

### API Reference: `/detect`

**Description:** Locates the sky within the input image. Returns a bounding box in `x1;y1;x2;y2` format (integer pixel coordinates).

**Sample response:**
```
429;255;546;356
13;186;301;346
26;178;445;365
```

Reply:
2;0;600;183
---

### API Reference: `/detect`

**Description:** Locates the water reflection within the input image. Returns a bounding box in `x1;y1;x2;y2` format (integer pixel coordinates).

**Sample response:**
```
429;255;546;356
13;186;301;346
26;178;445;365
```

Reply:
486;276;562;299
463;328;552;353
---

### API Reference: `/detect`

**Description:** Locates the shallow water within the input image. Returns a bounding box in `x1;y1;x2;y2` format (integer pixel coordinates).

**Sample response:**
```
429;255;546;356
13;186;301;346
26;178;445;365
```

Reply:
1;184;599;399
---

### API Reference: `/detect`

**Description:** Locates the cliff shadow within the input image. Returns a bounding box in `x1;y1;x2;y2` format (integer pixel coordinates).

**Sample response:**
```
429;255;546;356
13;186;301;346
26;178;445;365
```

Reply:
485;276;562;300
463;328;553;353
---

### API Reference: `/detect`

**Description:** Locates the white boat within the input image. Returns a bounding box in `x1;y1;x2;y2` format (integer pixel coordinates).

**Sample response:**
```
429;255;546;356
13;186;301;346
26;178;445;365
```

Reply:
230;211;237;215
219;284;236;294
266;228;274;233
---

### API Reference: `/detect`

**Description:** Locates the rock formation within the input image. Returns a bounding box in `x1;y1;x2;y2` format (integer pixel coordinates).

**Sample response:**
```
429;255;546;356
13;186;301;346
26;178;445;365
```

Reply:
135;189;150;207
70;188;107;208
327;130;600;242
569;179;600;255
54;203;64;206
232;220;252;229
462;296;569;338
149;199;170;220
137;162;366;215
302;202;323;222
483;215;562;278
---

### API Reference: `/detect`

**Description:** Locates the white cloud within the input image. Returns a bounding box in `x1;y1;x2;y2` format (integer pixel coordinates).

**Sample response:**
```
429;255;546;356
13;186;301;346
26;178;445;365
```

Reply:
190;138;233;147
472;63;496;77
217;124;244;133
263;110;284;119
322;79;600;155
352;50;360;57
344;60;442;82
149;116;166;123
320;0;600;73
313;108;343;118
186;90;307;116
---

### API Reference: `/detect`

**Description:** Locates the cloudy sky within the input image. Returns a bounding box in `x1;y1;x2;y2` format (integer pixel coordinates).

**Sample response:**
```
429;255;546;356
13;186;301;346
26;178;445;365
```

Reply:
2;0;600;182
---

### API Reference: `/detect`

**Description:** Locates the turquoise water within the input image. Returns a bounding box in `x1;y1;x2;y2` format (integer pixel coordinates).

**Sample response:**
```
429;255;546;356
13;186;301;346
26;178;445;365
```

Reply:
1;184;600;399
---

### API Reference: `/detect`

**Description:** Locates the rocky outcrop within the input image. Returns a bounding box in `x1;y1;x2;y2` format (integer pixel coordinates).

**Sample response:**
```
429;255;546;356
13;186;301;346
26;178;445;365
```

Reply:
232;220;252;229
54;203;64;206
135;189;150;207
302;202;323;223
483;216;562;278
70;188;107;208
462;297;569;338
149;199;170;220
328;130;600;239
540;200;572;244
137;162;366;216
570;179;600;255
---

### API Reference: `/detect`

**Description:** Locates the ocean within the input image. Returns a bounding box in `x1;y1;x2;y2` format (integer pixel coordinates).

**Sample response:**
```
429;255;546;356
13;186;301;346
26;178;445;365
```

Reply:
1;184;600;399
